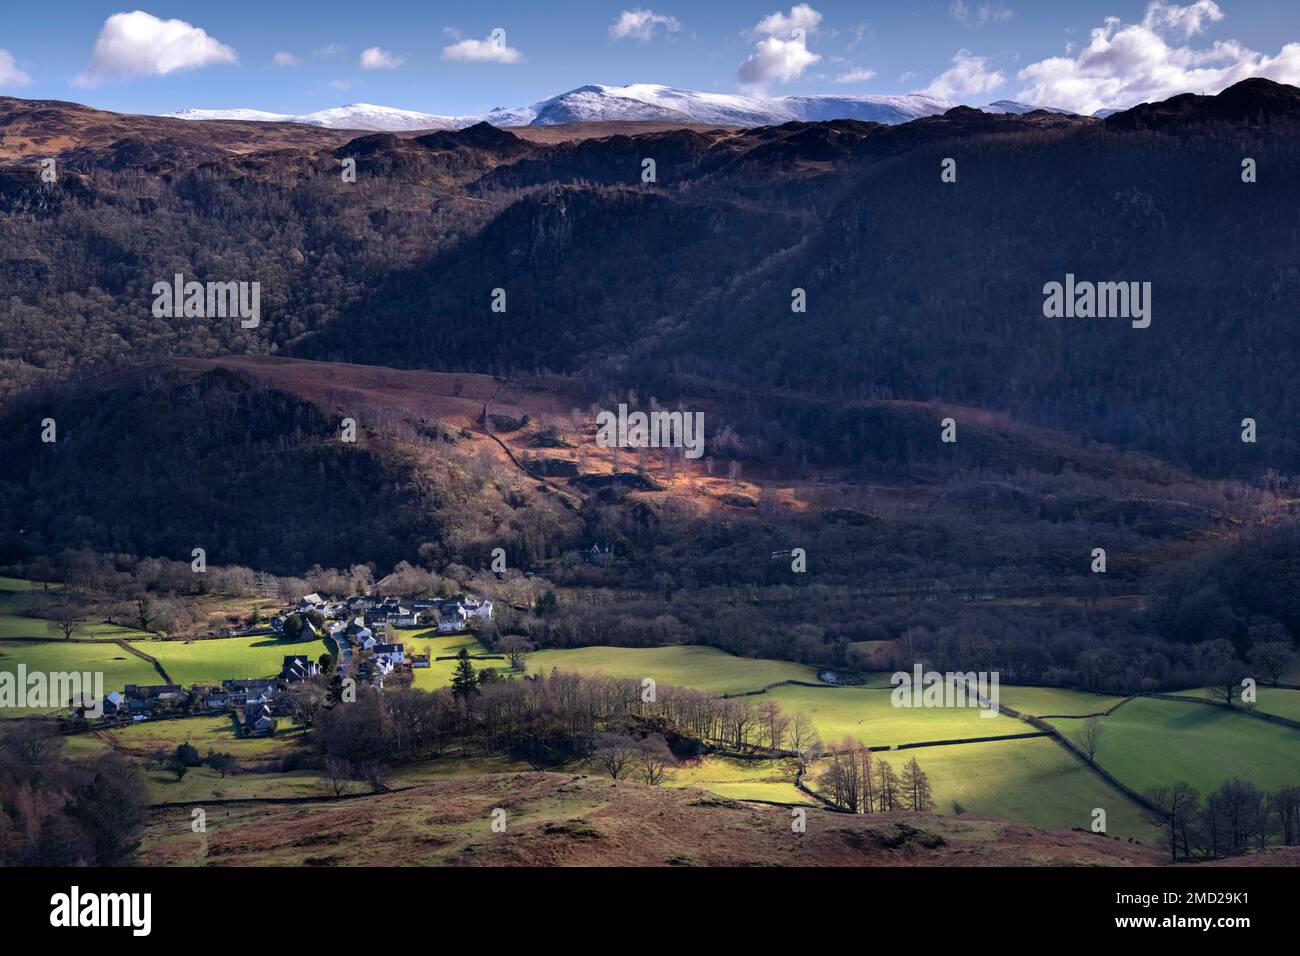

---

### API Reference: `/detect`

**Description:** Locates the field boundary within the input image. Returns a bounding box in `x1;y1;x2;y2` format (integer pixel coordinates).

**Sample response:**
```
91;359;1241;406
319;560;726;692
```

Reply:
1143;692;1300;732
116;640;172;684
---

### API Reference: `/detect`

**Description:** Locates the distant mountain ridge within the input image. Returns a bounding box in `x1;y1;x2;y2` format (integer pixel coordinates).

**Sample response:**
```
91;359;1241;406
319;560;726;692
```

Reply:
167;82;957;131
168;103;458;132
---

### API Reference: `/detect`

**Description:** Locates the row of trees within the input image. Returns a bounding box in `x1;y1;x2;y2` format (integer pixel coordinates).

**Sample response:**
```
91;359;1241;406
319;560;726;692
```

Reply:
300;668;821;786
1144;779;1300;861
817;739;934;813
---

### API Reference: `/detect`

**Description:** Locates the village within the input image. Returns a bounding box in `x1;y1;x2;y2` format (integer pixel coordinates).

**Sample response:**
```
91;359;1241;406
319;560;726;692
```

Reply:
76;592;494;736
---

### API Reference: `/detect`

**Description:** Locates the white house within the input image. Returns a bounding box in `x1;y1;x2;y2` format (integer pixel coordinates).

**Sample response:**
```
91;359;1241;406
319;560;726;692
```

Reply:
437;605;469;632
371;643;405;668
389;607;419;628
462;597;494;621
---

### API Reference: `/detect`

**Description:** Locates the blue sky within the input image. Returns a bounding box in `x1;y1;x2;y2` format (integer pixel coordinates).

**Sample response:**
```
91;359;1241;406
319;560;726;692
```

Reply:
2;1;1299;116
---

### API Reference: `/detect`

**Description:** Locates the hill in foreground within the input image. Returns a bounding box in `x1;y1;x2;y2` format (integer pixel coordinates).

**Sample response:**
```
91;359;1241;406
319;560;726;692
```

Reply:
139;771;1164;867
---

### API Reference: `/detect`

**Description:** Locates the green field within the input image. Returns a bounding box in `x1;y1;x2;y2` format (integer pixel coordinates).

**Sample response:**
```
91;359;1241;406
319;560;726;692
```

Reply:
404;630;512;692
0;580;151;642
1180;687;1300;723
664;755;814;805
526;645;821;695
137;635;330;686
1082;696;1300;795
87;714;306;759
760;684;1020;749
144;767;327;802
997;686;1127;717
0;640;159;715
824;736;1162;844
0;576;53;592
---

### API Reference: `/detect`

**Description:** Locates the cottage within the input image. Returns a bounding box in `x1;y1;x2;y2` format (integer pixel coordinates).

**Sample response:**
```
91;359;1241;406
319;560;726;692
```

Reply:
389;607;419;628
280;655;320;683
371;643;405;668
75;690;124;718
222;677;279;695
437;605;469;633
243;701;276;737
461;597;494;621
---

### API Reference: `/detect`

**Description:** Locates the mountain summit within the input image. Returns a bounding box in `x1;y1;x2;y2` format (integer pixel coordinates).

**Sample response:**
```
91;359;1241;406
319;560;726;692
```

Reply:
168;83;955;131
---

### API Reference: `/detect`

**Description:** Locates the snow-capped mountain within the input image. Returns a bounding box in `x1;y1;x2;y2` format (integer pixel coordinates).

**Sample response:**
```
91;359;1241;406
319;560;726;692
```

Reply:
980;99;1077;115
167;103;456;131
498;84;953;126
166;83;955;132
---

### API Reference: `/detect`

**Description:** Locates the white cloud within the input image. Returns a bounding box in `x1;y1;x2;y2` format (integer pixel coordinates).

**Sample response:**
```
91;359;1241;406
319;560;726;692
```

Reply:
359;47;405;69
442;29;524;64
0;50;32;89
272;51;299;66
610;9;681;42
74;11;237;87
737;5;822;90
1016;0;1300;114
834;67;878;84
313;43;344;59
1142;0;1222;38
738;35;820;89
924;49;1005;98
329;79;353;91
750;3;823;38
948;1;1015;27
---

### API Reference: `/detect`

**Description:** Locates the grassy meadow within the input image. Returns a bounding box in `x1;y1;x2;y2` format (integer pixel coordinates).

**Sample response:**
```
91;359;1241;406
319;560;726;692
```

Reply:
1180;686;1300;723
664;756;814;805
995;686;1127;717
136;634;330;686
853;736;1162;844
0;639;159;715
1078;696;1300;795
525;644;820;695
405;630;512;692
759;684;1020;749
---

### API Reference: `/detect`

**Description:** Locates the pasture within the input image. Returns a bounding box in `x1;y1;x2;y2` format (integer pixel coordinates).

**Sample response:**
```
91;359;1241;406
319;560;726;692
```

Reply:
996;686;1127;717
831;735;1162;844
1083;696;1300;795
137;634;330;686
525;645;820;695
404;630;512;691
1180;687;1300;723
0;578;151;642
84;714;306;760
665;756;814;805
760;684;1020;749
0;639;158;714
